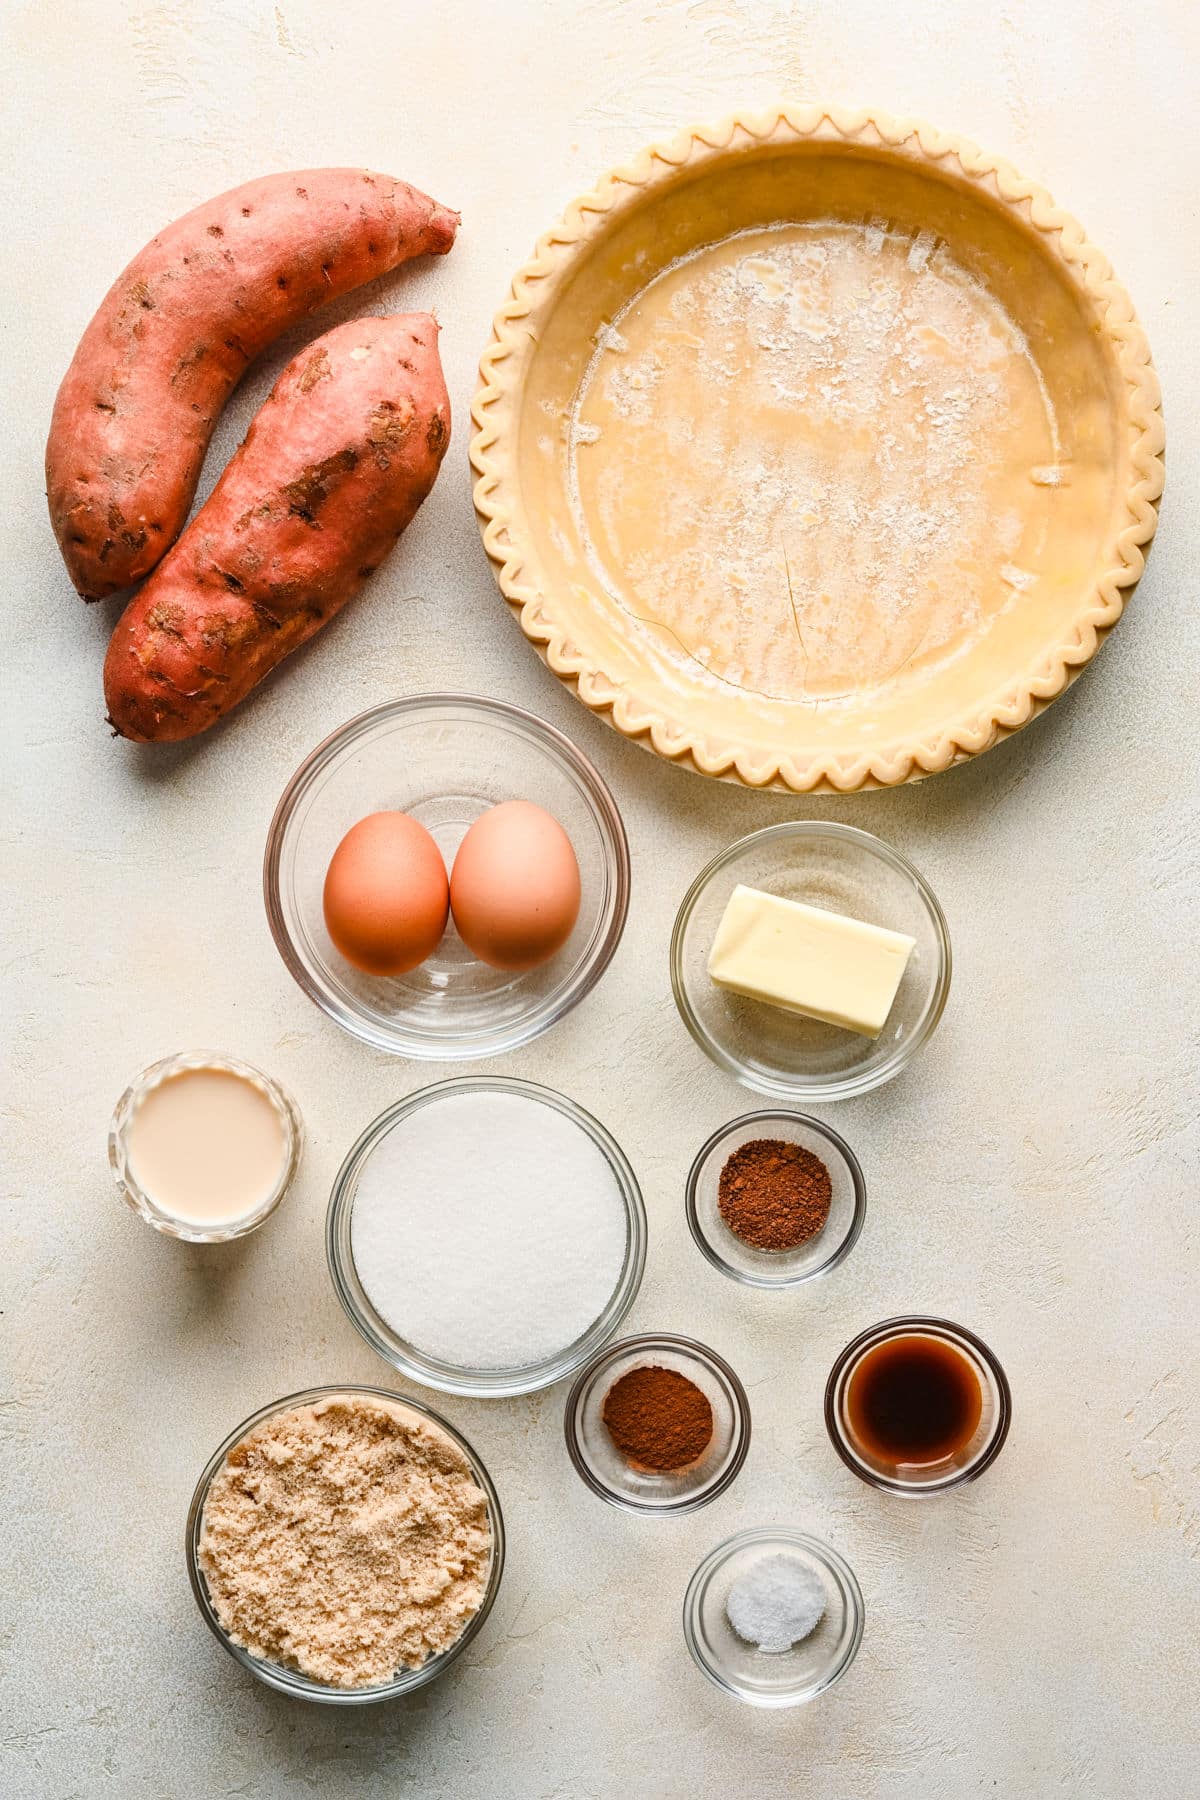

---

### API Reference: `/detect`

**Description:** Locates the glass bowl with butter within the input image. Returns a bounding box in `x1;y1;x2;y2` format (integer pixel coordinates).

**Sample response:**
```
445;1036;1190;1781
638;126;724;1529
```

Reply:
670;823;950;1102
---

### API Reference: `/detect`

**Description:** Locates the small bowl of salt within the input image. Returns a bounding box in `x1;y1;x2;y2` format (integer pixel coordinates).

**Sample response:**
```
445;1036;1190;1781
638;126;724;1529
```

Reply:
683;1528;864;1707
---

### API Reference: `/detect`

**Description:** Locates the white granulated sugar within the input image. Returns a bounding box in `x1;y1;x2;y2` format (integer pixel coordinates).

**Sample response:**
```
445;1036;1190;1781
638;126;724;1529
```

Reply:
726;1553;827;1655
351;1092;628;1369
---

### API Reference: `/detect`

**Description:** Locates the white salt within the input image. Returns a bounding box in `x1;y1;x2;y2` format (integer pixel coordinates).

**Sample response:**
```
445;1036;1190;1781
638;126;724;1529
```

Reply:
351;1092;628;1369
726;1553;826;1654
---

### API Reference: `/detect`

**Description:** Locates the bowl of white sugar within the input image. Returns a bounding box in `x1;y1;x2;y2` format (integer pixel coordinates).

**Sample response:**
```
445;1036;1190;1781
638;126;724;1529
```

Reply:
327;1077;647;1397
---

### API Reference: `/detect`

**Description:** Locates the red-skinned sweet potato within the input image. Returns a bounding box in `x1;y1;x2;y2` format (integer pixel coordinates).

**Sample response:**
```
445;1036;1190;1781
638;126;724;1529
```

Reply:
103;313;448;742
47;169;457;599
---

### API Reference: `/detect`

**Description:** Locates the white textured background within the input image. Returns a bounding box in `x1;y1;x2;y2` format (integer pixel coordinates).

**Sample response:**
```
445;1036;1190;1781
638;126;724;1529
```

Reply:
3;2;1198;1795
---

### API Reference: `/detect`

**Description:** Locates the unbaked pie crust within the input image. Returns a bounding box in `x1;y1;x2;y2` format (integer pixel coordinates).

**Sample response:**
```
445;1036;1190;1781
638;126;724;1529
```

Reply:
470;108;1164;792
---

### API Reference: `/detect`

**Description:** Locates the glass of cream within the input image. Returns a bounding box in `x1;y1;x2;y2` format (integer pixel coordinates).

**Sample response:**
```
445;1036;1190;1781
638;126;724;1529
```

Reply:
110;1052;302;1242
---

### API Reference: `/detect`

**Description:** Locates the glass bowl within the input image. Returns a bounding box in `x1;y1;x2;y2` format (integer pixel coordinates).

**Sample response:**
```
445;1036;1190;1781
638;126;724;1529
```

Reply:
109;1051;302;1243
686;1109;866;1287
563;1333;750;1514
824;1315;1013;1495
670;821;951;1101
683;1527;864;1707
327;1077;647;1398
185;1385;505;1704
264;693;630;1058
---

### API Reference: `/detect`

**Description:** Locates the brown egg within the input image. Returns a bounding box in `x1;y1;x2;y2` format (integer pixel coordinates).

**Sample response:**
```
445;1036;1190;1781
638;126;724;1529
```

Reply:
450;801;582;972
322;812;449;976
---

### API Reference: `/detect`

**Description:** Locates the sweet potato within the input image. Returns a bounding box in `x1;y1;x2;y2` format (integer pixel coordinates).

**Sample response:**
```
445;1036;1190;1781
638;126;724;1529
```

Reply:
47;169;457;599
103;314;448;742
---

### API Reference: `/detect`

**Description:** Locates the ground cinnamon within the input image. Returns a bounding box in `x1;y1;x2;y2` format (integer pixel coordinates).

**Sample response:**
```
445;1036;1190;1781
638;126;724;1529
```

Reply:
718;1138;832;1251
601;1365;714;1472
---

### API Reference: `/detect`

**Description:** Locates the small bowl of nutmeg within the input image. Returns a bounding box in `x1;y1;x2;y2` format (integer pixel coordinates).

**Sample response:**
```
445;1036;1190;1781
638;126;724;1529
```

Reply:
685;1111;866;1289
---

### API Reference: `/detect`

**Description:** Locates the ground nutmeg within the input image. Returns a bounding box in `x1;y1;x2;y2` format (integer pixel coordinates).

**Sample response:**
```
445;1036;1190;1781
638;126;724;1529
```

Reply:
601;1365;714;1472
718;1137;832;1252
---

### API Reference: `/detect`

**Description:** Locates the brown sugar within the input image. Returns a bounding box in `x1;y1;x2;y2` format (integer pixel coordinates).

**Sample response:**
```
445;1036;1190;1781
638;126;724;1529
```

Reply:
198;1393;491;1687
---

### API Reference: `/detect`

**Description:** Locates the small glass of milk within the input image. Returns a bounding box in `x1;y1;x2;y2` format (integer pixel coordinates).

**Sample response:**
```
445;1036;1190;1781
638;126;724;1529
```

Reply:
110;1052;302;1242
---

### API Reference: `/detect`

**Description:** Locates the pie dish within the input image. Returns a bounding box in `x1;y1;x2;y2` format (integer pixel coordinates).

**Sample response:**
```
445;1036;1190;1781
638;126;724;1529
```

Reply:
470;107;1163;792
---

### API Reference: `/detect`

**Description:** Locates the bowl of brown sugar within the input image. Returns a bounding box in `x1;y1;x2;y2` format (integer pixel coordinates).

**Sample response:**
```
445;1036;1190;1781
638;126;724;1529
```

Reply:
686;1111;866;1288
186;1387;503;1702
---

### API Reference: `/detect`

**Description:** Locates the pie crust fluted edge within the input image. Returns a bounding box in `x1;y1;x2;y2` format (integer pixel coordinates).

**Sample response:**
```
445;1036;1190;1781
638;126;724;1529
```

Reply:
469;104;1165;795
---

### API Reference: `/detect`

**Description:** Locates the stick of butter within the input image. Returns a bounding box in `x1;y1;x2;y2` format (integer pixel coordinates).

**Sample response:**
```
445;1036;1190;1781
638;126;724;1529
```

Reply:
708;884;916;1038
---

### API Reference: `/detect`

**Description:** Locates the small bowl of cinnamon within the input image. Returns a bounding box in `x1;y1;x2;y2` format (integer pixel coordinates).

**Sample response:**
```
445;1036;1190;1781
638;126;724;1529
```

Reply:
685;1111;866;1289
563;1334;751;1514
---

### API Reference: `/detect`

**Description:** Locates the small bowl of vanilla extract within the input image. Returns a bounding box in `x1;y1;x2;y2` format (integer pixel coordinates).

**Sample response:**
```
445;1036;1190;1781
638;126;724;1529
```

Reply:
824;1317;1011;1496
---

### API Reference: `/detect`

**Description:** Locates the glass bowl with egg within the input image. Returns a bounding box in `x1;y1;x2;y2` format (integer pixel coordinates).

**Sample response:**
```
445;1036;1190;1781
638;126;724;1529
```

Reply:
671;822;951;1102
264;694;630;1058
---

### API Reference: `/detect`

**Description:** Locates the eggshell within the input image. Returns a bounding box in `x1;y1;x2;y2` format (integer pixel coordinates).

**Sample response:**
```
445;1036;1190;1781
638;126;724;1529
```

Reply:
322;812;449;976
450;801;581;972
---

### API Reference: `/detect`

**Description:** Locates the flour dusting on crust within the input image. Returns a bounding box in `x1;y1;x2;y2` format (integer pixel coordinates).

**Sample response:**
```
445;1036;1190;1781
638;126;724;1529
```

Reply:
567;221;1060;703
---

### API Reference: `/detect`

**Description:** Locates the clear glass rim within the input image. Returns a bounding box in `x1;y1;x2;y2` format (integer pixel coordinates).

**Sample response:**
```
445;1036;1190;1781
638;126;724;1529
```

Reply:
823;1314;1013;1495
684;1107;867;1287
669;820;952;1101
563;1331;752;1515
682;1526;866;1707
262;691;631;1059
185;1383;506;1704
327;1076;648;1398
108;1050;303;1243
